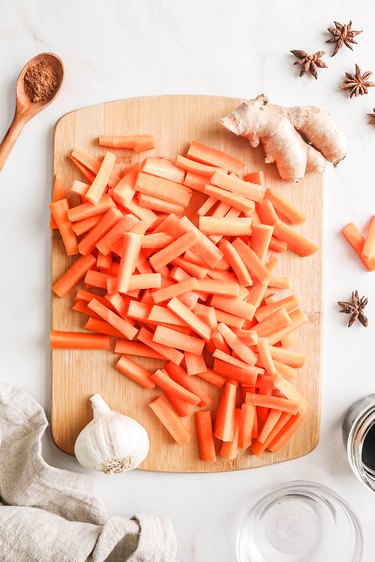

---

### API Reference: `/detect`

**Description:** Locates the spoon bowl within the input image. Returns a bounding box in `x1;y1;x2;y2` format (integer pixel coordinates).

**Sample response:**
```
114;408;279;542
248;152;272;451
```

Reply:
0;52;64;172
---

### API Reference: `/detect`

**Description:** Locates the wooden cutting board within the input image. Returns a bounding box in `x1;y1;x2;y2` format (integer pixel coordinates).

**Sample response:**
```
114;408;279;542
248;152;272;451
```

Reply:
51;95;323;472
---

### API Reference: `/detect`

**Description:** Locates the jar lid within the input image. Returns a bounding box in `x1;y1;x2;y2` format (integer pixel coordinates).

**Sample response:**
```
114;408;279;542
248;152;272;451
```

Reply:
237;481;363;562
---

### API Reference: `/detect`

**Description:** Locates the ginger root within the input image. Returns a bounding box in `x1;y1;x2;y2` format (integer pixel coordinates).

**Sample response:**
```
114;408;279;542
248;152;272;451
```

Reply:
220;94;346;182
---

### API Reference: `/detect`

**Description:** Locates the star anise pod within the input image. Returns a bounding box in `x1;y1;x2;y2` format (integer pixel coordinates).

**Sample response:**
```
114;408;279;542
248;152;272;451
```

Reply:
368;108;375;125
290;50;327;79
326;21;362;57
340;65;375;98
338;290;368;327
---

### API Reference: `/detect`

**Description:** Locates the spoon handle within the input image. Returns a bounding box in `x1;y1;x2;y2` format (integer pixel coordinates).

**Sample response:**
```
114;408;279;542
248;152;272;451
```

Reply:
0;113;28;173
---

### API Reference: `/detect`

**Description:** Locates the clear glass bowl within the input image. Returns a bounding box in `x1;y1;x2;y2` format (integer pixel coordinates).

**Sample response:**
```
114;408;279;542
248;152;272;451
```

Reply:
237;481;363;562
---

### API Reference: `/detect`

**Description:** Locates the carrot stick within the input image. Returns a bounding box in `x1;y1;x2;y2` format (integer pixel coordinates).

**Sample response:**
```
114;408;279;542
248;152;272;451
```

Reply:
199;217;252;237
232;238;271;284
211;295;256;321
67;194;115;222
70;149;120;188
211;170;265;202
211;328;231;353
71;216;101;236
165;363;211;407
179;216;224;267
341;223;375;271
148;305;185;326
218;239;252;286
258;410;283;443
271;373;306;408
192;303;217;331
137;326;184;364
197;369;226;387
217;323;257;366
111;163;140;207
50;199;78;256
255;295;299;322
220;408;241;459
256;198;279;225
84;317;124;338
50;330;111;350
151;278;198;304
99;134;156;151
97;251;112;270
153;325;205;355
69;154;97;184
187;141;244;175
244;171;265;185
138;193;184;216
172;257;208;279
151;369;200;405
266;189;306;225
256;337;277;375
250;224;274;262
149;230;200;271
115;355;155;389
69;180;90;198
78;207;122;256
269;277;291;289
88;298;138;340
167;297;212;341
268;346;306;368
128;273;161;290
214;382;237;441
141;157;185;183
266;308;308;345
363;216;375;260
52;254;96;297
232;328;258;346
238;403;256;449
195;410;216;461
184;351;207;376
50;175;66;229
149;395;191;446
245;392;299;415
163;391;194;417
183;171;208;192
136;172;192;207
197;196;218;217
141;232;175;249
253;308;292;337
267;410;305;452
212;349;255;370
203;185;254;215
213;359;261;385
194;279;239;298
273;221;318;257
251;412;292;456
114;340;163;358
85;152;116;205
116;233;143;293
175;155;224;177
269;237;288;252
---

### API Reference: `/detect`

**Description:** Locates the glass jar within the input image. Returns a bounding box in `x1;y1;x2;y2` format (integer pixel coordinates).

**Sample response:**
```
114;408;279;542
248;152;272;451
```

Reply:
237;481;363;562
342;394;375;491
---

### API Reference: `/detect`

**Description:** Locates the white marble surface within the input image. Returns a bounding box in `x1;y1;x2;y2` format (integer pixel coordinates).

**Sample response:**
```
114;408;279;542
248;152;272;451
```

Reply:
1;0;375;560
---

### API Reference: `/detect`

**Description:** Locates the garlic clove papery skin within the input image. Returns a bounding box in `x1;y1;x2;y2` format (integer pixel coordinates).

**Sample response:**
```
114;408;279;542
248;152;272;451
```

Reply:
74;394;149;474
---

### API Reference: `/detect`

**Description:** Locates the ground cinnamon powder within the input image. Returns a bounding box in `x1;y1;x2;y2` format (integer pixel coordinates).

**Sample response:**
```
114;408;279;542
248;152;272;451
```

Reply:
24;59;58;103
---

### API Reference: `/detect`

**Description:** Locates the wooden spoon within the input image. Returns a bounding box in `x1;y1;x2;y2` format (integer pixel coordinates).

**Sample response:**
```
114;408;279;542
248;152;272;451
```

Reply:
0;52;64;172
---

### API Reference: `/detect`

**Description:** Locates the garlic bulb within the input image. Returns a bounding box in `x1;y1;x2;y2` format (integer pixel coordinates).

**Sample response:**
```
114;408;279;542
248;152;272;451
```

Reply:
74;394;149;474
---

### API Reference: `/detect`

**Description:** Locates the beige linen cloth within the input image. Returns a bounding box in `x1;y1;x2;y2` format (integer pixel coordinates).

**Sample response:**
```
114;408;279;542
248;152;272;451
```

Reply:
0;384;177;562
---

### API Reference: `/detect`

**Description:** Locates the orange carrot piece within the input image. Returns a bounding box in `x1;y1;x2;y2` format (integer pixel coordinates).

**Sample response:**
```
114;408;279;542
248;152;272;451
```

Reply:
273;221;318;257
268;346;306;368
218;239;252;286
232;328;258;346
211;295;256;321
175;155;224;177
232;238;271;284
217;323;257;366
50;199;78;256
70;149;120;188
84;317;124;338
97;215;139;256
137;326;184;364
50;175;66;229
149;230;200;271
148;305;185;326
199;216;252;237
149;395;191;446
269;277;291;289
72;216;101;236
69;154;97;184
114;340;164;358
195;410;216;461
211;170;265;202
50;330;111;350
138;193;184;216
165;363;211;407
274;361;297;382
266;308;308;345
363;216;375;260
84;270;113;290
151;278;198;304
136;172;192;207
97;251;112;270
341;223;375;271
78;207;122;256
194;279;239;298
183;171;208;192
271;375;306;410
251;412;292;456
111;163;140;207
69;180;90;198
197;196;219;217
99;134;156;151
253;308;292;337
250;224;274;262
128;273;161;290
238;403;256;449
214;382;237;441
256;198;278;225
116;233;143;293
269;237;288;252
85;152;116;205
151;369;200;405
220;408;241;459
141;232;175;249
88;298;138;340
163;391;194;417
172;257;208;279
141;157;185;183
179;216;224;267
193;303;217;331
197;369;226;387
258;410;283;443
52;254;96;297
256;337;277;375
126;300;151;323
153;325;205;355
244;171;265;185
167;297;212;341
184;351;207;376
203;185;254;215
67;194;115;222
115;355;155;389
245;392;299;415
187;141;244;175
255;295;299;322
267;410;305;451
212;349;254;371
211;328;231;353
266;189;306;225
213;359;261;385
72;300;101;318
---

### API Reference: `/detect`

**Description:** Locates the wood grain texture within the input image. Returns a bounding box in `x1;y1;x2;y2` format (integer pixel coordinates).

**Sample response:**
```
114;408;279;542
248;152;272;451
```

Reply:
51;95;323;472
